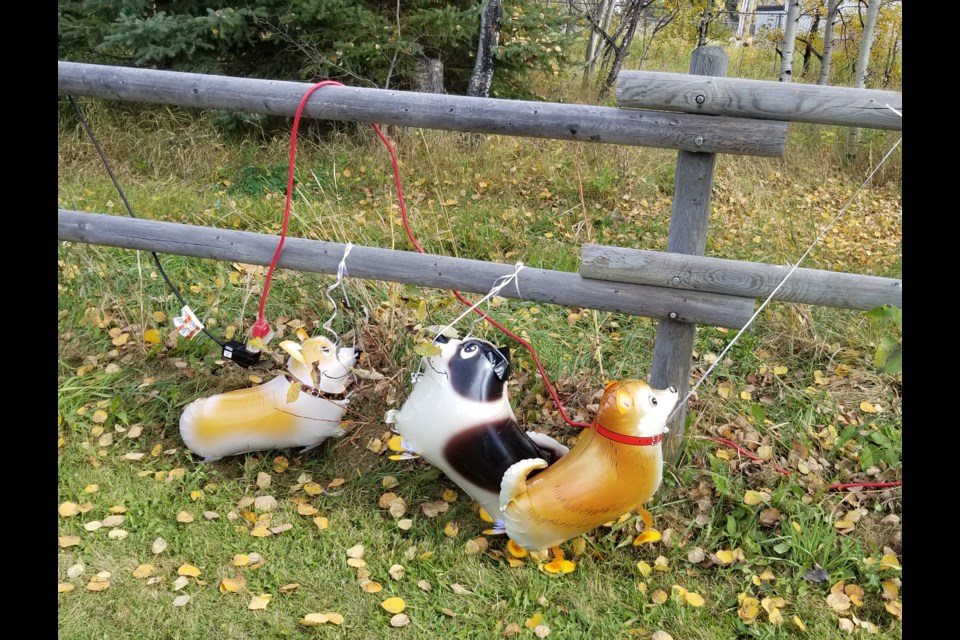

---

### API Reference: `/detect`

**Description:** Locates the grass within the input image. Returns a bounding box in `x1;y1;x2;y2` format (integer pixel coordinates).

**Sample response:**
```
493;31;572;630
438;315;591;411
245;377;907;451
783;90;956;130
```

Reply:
58;63;901;638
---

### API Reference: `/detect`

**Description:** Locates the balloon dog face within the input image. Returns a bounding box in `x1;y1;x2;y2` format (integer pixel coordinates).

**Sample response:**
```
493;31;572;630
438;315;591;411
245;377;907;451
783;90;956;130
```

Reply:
280;336;357;394
596;380;679;439
421;335;511;402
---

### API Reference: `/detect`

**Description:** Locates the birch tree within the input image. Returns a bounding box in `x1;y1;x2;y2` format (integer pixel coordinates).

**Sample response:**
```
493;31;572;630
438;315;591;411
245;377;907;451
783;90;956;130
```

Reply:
847;0;883;152
778;0;802;82
817;0;842;85
467;0;503;98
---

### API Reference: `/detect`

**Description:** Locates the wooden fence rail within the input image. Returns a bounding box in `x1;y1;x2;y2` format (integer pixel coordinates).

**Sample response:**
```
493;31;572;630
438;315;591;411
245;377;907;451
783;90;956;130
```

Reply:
57;61;786;157
581;245;902;310
57;210;755;329
617;71;902;130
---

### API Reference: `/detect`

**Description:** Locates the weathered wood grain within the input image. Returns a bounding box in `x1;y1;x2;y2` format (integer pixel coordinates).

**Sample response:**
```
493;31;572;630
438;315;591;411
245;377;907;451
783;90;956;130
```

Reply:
57;61;786;157
617;70;902;130
57;210;755;328
580;245;901;310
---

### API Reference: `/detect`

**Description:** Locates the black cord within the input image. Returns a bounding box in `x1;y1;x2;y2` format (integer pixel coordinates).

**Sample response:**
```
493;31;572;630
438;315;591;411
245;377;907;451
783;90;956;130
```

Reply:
67;96;226;349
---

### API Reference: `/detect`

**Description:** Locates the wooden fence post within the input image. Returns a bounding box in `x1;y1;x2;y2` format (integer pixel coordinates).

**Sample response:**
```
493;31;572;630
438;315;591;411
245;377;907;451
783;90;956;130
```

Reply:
650;46;728;464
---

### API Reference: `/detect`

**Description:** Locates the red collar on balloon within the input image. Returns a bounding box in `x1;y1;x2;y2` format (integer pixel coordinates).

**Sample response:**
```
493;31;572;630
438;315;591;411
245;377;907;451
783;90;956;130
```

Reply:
284;373;349;401
593;421;664;446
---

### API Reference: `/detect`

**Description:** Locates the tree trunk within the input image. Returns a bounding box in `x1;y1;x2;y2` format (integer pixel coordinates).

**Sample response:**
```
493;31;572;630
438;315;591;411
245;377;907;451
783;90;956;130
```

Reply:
598;0;645;101
416;58;444;94
467;0;502;98
817;0;841;85
846;0;883;153
584;0;616;86
778;0;801;82
801;7;822;77
697;4;712;47
736;0;758;44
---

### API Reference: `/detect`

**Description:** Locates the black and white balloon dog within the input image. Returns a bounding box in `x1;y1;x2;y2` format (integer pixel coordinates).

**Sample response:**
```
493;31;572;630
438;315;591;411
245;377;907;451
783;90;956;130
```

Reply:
386;336;567;527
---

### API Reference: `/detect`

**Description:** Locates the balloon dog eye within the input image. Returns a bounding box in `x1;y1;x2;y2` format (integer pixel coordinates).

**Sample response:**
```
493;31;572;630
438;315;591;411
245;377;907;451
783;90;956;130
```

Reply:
460;343;480;359
649;396;658;407
321;347;331;356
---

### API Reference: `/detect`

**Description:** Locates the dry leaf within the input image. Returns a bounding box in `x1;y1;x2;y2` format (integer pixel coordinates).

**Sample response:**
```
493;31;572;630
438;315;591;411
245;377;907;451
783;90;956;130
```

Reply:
525;613;543;628
299;613;328;626
102;515;124;527
444;522;459;537
651;590;668;605
313;516;329;531
174;576;190;590
279;583;300;593
651;632;673;640
714;549;735;565
84;484;99;494
328;478;346;489
504;623;522;637
92;410;109;423
304;482;324;496
176;511;194;524
250;526;272;538
84;521;103;532
653;556;670;572
152;537;167;554
59;582;75;594
442;489;458;502
172;595;190;607
738;594;760;623
59;535;81;549
389;564;405;580
346;544;365;559
879;554;901;571
450;583;472;595
362;581;383;593
178;564;202;577
743;490;767;506
826;592;851;612
389;498;407;519
86;579;110;592
67;563;85;579
884;600;902;621
325;612;344;625
248;594;272;610
418;580;432;592
219;577;246;594
347;558;367;568
839;619;855;633
534;625;551;638
397;519;413;530
382;597;406;614
131;564;154;578
269;523;293;535
109;505;128;514
108;529;129;540
125;452;145;460
296;501;319;516
59;502;80;518
390;614;410;627
687;547;705;564
382;476;399;489
793;615;807;631
686;592;705;607
636;561;652;578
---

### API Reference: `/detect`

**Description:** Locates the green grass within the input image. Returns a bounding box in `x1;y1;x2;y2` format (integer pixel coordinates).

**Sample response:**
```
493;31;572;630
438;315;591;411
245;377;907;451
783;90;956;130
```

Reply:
59;79;901;639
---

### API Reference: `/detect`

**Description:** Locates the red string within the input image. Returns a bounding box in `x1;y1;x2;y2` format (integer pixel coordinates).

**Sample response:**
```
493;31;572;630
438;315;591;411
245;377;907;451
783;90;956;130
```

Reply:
253;80;346;338
370;125;591;429
703;436;902;492
254;81;590;428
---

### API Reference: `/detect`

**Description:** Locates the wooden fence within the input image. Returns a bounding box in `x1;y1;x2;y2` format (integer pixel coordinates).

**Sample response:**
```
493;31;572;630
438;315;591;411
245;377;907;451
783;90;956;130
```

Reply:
57;49;902;461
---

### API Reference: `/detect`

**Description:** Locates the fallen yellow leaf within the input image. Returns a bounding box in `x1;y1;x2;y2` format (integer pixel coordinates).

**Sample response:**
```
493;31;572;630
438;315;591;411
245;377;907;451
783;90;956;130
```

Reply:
525;613;543;629
299;613;328;626
313;516;329;530
132;564;155;578
59;582;75;594
219;577;246;593
651;590;668;605
326;613;344;625
361;581;383;593
685;592;705;607
715;549;735;565
879;554;901;570
381;597;406;614
178;564;202;577
297;503;318;516
248;594;272;610
636;561;652;578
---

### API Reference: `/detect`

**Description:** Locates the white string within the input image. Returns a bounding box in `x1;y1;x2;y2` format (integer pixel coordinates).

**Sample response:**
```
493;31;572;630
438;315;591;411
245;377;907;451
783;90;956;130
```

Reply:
434;263;525;342
885;103;902;118
666;136;903;426
322;243;353;342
